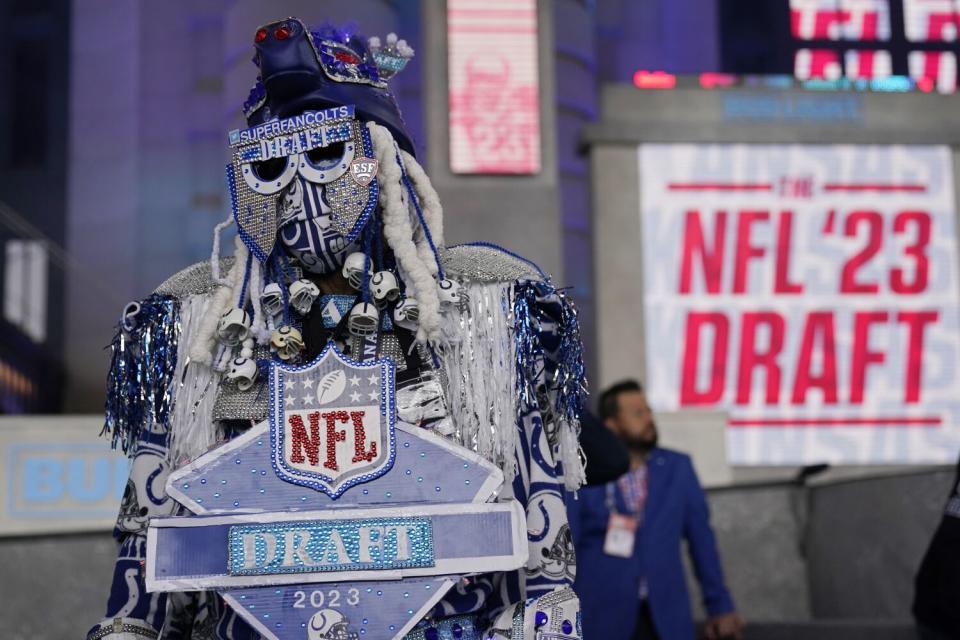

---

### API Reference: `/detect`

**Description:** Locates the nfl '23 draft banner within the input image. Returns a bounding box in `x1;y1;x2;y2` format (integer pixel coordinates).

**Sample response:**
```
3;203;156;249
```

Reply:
640;144;960;465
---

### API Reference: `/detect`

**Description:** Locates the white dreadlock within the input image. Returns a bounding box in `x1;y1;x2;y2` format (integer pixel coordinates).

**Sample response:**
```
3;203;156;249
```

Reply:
190;235;247;365
248;257;270;345
367;122;444;344
210;213;235;286
399;148;445;269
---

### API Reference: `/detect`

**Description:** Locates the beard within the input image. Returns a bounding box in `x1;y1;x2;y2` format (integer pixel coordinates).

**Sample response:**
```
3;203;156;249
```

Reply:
622;423;658;454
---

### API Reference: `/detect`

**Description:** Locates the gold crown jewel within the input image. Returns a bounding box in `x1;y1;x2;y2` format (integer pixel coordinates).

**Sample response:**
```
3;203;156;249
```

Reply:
368;33;415;81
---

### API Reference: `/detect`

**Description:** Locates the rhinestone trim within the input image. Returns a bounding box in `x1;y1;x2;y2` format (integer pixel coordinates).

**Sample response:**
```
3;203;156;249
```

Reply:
227;516;434;576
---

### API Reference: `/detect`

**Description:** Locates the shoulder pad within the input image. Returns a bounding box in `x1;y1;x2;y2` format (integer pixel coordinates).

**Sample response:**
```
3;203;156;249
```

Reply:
440;243;546;284
153;257;235;298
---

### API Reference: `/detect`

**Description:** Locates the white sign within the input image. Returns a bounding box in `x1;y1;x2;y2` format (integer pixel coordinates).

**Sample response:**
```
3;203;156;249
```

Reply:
0;416;126;535
640;143;960;464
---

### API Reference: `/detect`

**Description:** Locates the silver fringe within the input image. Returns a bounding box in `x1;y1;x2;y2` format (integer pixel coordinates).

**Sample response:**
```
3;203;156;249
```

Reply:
439;281;520;482
167;294;224;465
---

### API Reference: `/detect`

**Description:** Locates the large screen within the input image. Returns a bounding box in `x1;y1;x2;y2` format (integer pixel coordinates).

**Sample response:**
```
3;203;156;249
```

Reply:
786;0;960;90
446;0;541;174
640;143;960;465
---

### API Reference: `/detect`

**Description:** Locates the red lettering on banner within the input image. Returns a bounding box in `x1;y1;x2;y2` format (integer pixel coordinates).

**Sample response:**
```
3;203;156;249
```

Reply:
670;202;944;412
679;209;802;295
891;211;931;294
840;211;883;294
850;312;888;403
321;411;349;470
733;211;769;293
736;312;785;404
349;410;378;463
791;312;838;404
778;176;813;198
679;210;726;294
775;211;803;294
289;412;321;465
678;309;941;408
680;312;729;405
898;311;938;403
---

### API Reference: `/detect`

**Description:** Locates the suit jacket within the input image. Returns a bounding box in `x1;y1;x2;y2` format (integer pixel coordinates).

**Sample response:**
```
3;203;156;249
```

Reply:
913;456;960;636
568;447;734;640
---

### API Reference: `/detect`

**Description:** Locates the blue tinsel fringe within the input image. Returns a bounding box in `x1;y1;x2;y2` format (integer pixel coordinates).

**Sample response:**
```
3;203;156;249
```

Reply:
513;281;587;424
102;294;181;454
552;287;588;423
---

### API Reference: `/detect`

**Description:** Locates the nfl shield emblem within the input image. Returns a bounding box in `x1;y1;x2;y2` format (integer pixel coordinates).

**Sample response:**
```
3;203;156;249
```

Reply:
269;344;396;498
349;157;378;186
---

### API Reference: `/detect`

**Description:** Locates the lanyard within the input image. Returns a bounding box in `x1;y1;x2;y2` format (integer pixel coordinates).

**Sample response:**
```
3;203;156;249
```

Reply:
605;481;617;513
608;469;647;521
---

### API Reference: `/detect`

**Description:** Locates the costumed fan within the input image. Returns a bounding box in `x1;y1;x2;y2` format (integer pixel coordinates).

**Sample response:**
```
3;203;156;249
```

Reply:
87;17;586;640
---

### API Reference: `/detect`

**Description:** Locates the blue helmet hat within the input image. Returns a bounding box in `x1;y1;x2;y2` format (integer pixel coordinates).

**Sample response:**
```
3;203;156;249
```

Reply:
243;17;416;155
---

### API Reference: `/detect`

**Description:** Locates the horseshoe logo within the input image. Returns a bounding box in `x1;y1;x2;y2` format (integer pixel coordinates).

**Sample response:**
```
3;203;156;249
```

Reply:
528;499;551;542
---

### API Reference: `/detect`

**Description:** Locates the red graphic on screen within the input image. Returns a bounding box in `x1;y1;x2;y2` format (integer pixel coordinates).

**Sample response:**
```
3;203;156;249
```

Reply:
845;50;892;78
903;0;959;41
449;58;539;174
791;0;889;41
795;49;842;79
909;50;957;92
447;0;540;175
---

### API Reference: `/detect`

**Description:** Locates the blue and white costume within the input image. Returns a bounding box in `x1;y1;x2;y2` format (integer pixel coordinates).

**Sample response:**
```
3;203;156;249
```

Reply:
87;18;586;640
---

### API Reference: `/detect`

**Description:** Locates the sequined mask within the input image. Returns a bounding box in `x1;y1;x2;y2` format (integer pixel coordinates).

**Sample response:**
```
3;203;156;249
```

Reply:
278;176;358;274
227;105;380;265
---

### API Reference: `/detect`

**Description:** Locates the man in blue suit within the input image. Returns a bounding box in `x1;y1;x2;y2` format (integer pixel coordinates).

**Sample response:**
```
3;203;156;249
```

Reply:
569;380;743;640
